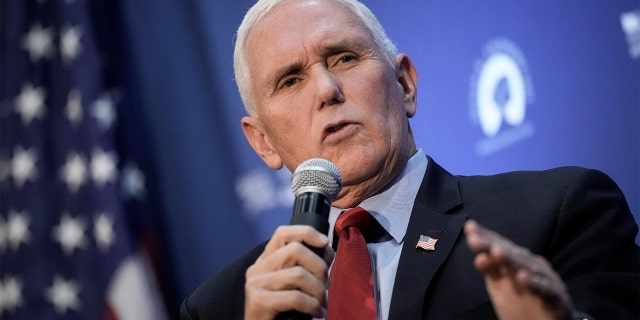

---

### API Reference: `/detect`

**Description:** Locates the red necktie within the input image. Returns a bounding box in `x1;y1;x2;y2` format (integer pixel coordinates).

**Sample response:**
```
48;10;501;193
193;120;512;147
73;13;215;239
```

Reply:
327;207;378;320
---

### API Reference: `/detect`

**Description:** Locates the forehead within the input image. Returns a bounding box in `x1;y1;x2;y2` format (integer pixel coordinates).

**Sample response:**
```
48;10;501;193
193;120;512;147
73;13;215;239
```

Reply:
251;0;368;41
244;0;374;76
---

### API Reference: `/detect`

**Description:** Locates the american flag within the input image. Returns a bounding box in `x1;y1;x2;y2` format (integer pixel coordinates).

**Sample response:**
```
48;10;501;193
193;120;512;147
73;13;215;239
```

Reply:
0;0;168;319
416;235;437;251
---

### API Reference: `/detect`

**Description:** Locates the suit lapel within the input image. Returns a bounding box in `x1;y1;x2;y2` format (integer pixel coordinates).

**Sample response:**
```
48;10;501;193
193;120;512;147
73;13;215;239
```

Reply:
388;157;466;320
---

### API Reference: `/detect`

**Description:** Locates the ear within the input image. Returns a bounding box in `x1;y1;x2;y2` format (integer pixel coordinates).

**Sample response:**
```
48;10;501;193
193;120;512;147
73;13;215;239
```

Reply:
241;116;284;170
395;54;418;118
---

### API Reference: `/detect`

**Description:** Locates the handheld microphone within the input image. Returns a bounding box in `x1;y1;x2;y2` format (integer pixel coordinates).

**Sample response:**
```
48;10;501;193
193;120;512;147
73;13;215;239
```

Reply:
290;158;342;237
277;158;342;320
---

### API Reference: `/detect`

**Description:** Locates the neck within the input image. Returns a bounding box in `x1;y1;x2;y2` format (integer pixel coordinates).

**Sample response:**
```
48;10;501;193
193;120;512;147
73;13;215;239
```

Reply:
333;146;417;208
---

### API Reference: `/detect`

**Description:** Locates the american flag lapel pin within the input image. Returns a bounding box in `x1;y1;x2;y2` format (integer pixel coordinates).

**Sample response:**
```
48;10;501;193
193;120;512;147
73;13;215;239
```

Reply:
416;235;437;251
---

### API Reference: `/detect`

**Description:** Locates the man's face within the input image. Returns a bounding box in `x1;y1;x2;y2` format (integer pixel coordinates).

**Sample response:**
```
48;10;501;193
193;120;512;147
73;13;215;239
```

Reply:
242;0;417;207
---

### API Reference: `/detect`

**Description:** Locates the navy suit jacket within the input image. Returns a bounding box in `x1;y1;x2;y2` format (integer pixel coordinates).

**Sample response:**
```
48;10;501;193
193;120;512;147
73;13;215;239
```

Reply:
180;158;640;319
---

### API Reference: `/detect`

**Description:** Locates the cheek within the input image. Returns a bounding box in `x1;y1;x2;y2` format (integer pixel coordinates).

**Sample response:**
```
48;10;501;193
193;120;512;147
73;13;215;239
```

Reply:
261;106;312;152
350;64;402;111
355;74;406;132
262;96;302;128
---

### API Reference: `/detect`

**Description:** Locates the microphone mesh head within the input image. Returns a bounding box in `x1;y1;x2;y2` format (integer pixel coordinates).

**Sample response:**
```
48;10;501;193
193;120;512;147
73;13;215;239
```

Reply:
291;158;342;202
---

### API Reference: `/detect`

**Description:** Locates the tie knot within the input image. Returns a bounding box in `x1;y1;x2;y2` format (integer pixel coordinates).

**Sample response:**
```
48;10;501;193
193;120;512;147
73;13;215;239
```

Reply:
334;207;377;235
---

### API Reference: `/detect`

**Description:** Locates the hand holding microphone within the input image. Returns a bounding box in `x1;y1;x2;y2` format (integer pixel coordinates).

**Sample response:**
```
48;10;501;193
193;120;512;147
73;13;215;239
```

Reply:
244;159;341;320
276;158;342;320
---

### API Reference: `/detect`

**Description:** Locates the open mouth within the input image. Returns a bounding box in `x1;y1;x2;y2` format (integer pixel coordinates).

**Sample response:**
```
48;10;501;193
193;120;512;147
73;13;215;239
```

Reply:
326;123;349;134
323;121;355;142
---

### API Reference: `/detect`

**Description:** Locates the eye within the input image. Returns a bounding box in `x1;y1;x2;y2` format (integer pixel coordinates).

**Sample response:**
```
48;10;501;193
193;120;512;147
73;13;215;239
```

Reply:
283;78;297;87
279;77;299;90
339;55;356;63
329;52;359;69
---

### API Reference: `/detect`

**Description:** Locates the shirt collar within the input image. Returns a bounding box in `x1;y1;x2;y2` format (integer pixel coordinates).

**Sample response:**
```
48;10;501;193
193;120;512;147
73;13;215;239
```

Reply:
329;149;428;245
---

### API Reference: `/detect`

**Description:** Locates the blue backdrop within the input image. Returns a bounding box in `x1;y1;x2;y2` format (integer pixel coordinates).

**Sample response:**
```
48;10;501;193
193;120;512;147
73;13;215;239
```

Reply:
116;0;639;315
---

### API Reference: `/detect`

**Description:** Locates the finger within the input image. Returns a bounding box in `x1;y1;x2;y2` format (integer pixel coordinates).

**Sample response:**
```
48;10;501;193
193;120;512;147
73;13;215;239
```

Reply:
519;261;563;297
466;220;511;279
464;220;509;254
248;265;327;302
246;258;329;319
492;245;563;298
464;220;491;253
252;241;330;278
468;221;540;281
260;225;329;260
473;251;504;279
489;239;534;272
466;220;518;271
466;220;535;270
517;268;573;317
245;283;326;319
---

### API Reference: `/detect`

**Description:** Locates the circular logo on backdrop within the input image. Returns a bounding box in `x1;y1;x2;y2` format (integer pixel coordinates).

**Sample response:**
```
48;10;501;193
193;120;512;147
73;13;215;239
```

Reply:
469;37;535;156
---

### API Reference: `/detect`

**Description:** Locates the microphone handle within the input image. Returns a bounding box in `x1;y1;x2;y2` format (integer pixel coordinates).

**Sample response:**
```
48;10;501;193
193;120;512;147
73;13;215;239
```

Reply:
277;192;331;320
290;192;331;232
290;192;331;255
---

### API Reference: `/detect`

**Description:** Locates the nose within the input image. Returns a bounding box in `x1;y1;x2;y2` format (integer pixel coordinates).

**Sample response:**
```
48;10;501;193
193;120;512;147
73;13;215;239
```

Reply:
316;69;345;109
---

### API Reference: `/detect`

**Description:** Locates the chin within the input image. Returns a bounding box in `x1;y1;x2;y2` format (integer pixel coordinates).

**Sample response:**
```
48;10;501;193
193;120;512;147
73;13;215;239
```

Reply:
337;159;377;184
341;161;390;192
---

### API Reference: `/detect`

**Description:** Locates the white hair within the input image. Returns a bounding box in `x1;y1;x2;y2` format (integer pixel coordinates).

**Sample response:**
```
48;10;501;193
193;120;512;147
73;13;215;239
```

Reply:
233;0;398;116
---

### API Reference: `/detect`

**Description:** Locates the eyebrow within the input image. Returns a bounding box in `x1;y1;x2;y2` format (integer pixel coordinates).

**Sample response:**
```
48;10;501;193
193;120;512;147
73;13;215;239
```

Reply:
321;40;368;56
271;62;304;89
267;39;372;91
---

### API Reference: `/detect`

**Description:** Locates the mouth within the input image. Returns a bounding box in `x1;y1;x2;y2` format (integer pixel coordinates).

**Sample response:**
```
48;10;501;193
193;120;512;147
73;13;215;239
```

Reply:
326;122;349;134
323;121;356;142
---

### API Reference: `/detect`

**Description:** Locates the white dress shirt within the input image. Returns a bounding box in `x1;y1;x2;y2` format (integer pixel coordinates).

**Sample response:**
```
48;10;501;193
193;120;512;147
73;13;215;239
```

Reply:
322;149;428;320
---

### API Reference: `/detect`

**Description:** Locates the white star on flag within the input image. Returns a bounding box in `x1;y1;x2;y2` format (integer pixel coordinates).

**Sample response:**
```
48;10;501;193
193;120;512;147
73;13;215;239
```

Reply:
21;22;55;62
122;163;146;199
65;89;83;125
90;149;117;187
6;210;31;251
94;212;116;252
15;82;47;125
60;25;82;63
59;152;88;193
91;93;117;130
52;213;87;255
45;275;81;315
0;275;25;314
11;146;38;188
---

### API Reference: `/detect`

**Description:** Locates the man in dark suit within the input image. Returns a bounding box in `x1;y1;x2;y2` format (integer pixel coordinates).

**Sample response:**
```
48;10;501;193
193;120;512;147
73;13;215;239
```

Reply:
180;0;640;319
